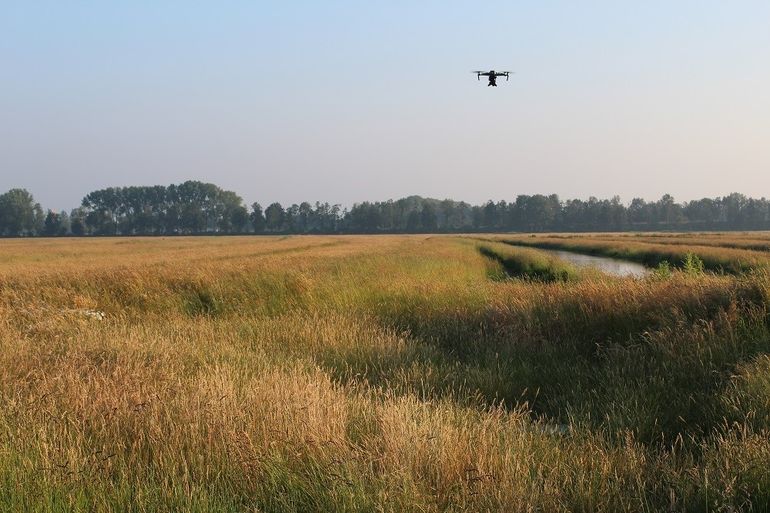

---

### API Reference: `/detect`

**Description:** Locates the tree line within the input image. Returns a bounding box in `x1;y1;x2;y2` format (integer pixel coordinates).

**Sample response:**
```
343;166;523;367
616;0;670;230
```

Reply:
1;181;769;237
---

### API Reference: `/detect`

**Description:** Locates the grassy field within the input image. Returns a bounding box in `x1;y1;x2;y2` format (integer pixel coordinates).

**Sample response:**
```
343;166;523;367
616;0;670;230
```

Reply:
2;234;770;512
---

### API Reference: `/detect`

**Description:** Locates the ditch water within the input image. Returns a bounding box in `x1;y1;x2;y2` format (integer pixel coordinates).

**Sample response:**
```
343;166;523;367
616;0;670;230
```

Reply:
541;249;650;278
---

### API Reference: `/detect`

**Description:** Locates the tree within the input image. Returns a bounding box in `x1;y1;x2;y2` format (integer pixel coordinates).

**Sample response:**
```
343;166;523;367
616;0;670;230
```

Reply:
12;183;770;237
59;210;71;234
313;202;340;233
723;192;748;229
43;210;67;236
227;205;249;233
347;202;382;233
562;199;586;231
298;202;313;233
175;181;215;233
440;199;459;231
406;210;422;232
82;188;120;235
78;181;248;235
627;198;649;227
250;203;266;233
70;208;87;235
265;202;285;232
0;189;42;236
743;198;769;229
284;204;300;232
650;194;684;227
482;201;499;229
215;190;248;233
683;198;721;229
521;195;556;231
420;203;438;232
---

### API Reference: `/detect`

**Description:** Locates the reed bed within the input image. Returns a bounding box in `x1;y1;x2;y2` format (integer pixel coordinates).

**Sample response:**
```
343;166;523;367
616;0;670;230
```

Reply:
1;234;770;511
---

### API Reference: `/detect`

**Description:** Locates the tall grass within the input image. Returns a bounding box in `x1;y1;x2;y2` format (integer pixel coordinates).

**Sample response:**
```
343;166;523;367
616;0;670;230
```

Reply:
2;234;770;511
476;241;581;282
569;232;770;252
495;235;769;274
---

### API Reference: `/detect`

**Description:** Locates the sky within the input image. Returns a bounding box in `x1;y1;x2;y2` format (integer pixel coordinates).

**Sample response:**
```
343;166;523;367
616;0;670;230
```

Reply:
1;1;770;211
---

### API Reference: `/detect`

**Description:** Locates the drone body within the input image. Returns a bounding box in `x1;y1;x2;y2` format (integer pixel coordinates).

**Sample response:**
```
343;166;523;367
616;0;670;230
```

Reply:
473;70;513;87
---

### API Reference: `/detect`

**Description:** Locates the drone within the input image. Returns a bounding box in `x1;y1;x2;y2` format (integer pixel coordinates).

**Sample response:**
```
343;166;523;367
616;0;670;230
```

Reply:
473;70;513;87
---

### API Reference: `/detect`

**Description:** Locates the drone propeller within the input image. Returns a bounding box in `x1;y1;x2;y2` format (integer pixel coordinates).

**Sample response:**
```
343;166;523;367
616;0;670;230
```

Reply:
471;70;515;82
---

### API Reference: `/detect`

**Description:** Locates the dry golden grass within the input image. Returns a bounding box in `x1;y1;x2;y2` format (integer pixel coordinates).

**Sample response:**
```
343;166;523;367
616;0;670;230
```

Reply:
2;234;770;511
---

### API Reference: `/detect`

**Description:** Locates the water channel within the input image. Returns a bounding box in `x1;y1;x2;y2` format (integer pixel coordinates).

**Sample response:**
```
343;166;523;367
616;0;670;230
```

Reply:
539;248;650;277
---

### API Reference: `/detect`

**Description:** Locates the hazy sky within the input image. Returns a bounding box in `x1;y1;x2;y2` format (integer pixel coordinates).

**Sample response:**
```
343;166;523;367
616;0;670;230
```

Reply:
2;1;769;211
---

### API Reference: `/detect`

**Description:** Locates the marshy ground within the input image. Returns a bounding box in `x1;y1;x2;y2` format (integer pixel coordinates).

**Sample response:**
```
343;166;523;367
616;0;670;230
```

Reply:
2;233;770;512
